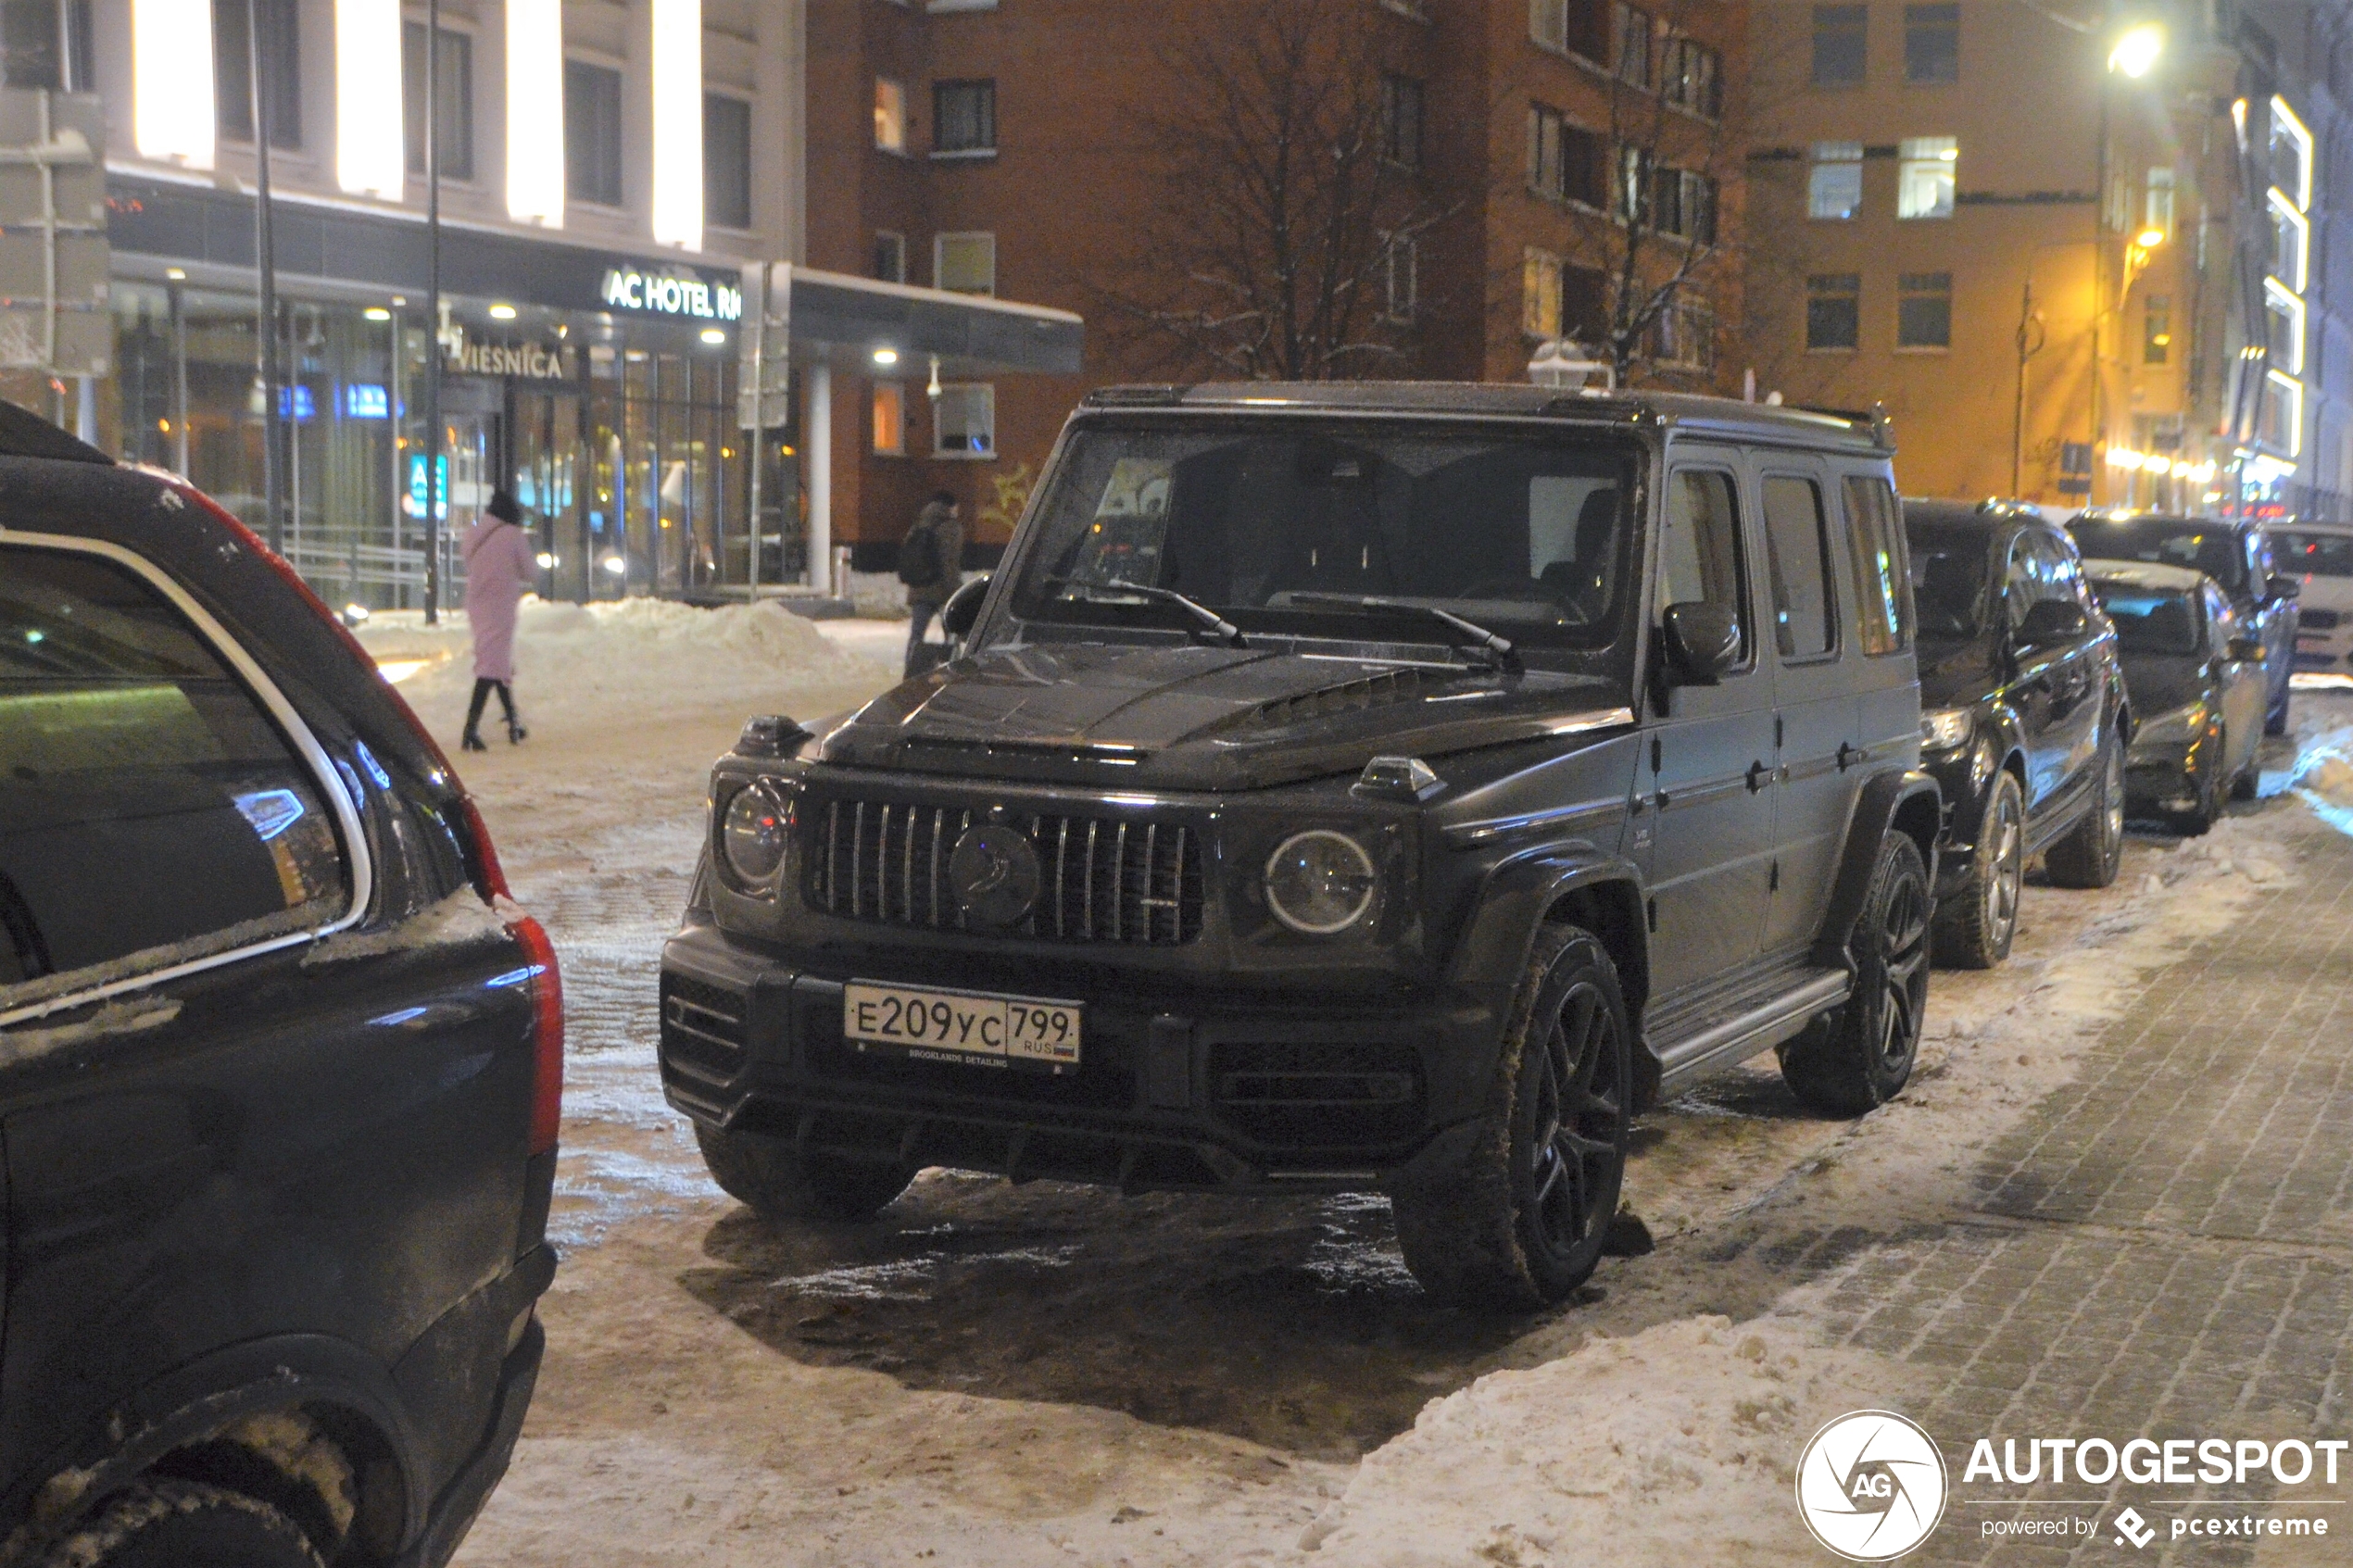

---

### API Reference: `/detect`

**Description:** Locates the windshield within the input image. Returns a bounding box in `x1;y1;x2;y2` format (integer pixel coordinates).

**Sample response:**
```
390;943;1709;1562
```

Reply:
2090;581;2201;656
1906;530;1989;640
2276;531;2353;577
1005;422;1639;649
2066;518;2246;593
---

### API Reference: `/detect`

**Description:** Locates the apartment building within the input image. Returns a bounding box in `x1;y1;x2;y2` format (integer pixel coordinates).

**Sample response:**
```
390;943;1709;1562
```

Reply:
802;0;1746;570
1743;0;2340;518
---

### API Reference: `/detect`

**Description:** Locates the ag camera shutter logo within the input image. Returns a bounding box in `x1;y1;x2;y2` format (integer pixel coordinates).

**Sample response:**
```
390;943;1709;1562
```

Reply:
1796;1411;1949;1561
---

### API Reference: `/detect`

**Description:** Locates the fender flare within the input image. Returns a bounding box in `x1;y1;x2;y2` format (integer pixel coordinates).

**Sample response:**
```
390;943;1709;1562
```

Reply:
1809;768;1943;972
0;1335;428;1568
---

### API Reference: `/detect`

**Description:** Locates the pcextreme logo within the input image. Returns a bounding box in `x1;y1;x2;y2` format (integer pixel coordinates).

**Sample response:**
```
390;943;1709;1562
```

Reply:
1795;1411;1950;1562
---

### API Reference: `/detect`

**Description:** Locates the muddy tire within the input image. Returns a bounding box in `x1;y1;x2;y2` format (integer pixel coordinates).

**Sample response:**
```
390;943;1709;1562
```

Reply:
1390;924;1630;1311
2230;750;2261;801
2176;722;2224;834
696;1124;913;1222
1780;834;1931;1117
2045;732;2124;888
1933;770;2023;969
49;1482;323;1568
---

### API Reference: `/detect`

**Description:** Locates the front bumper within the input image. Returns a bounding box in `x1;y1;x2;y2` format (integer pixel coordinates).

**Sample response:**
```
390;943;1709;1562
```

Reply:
657;920;1509;1192
1922;747;1984;898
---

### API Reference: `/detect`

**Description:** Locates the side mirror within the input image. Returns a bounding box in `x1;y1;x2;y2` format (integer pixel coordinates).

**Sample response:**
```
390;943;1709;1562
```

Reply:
2268;573;2302;603
2226;634;2264;662
938;573;991;641
2017;598;2087;648
1661;601;1740;685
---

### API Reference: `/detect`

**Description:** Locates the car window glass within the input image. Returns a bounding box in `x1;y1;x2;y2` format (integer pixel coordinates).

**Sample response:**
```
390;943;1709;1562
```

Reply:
1761;474;1837;659
0;547;349;998
2209;588;2236;640
2276;531;2353;575
2067;518;2247;595
2091;580;2200;656
2005;537;2038;633
1843;476;1910;655
2045;536;2091;606
1658;467;1750;666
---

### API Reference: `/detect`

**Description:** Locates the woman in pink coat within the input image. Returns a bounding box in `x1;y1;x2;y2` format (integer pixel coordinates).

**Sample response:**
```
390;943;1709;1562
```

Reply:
459;488;537;751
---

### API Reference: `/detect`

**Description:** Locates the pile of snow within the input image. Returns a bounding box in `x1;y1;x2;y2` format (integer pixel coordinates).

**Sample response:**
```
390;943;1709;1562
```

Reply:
1281;1316;1901;1567
354;596;889;725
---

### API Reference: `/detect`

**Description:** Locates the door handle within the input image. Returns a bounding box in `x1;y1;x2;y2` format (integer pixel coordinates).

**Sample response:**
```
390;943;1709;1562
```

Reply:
1745;759;1770;793
1836;742;1869;771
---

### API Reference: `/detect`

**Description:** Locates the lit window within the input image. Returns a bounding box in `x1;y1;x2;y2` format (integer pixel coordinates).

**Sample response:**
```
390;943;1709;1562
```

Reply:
1897;270;1952;348
1897;135;1956;220
934;383;996;458
873;382;905;455
1809;141;1863;220
2265;278;2306;373
1524;247;1563;339
2270;96;2312;211
1806;273;1859;350
935;232;996;295
2145;167;2174;235
2270;190;2309;290
1903;3;1958;84
2144;295;2171;365
875;78;905;152
2259;370;2303;456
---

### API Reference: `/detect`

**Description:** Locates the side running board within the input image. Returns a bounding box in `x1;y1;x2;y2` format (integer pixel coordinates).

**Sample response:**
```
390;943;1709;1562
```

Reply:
1652;968;1853;1100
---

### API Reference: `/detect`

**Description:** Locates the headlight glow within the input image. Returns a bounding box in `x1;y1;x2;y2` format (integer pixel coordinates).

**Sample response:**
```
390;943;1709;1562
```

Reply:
1920;708;1973;752
720;783;790;889
1264;830;1378;935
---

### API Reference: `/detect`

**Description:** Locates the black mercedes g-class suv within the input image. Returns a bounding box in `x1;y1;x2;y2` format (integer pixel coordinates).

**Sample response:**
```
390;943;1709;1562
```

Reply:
661;383;1939;1309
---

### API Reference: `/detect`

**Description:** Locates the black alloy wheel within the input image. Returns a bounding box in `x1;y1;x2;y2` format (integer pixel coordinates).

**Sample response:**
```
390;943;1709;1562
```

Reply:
1934;769;2023;968
1390;924;1631;1310
1780;834;1932;1116
2045;732;2124;888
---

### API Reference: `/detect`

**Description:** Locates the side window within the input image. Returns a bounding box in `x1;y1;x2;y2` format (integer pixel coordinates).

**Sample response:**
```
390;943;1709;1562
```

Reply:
1842;474;1911;655
0;548;349;997
2045;533;2091;607
2208;586;2236;647
1760;473;1838;659
1659;467;1751;667
2004;535;2037;633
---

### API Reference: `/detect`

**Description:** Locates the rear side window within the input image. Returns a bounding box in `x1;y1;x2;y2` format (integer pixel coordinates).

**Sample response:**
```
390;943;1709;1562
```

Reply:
1659;468;1750;666
0;547;349;995
1843;475;1911;655
1760;474;1837;659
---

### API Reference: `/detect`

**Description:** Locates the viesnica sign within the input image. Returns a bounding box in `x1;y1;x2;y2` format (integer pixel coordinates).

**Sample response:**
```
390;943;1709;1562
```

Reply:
447;337;576;381
599;267;742;322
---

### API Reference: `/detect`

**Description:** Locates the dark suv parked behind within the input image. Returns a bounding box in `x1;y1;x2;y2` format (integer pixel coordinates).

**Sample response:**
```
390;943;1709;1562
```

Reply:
661;383;1939;1310
1;410;558;1568
1905;500;2128;967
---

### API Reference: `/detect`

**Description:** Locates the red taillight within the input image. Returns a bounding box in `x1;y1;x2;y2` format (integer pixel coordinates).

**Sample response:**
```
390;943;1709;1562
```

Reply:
459;795;512;902
510;914;564;1156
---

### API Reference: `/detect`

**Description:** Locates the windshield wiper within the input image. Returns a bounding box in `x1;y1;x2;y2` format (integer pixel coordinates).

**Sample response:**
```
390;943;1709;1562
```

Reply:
1040;577;1246;646
1281;593;1519;670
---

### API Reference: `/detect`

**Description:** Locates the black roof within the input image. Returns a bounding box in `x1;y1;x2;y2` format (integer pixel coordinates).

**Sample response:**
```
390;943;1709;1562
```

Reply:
1901;496;2049;537
1078;382;1894;454
0;399;109;465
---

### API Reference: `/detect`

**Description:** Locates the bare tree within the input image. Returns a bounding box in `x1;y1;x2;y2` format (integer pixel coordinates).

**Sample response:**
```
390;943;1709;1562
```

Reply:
1091;0;1452;381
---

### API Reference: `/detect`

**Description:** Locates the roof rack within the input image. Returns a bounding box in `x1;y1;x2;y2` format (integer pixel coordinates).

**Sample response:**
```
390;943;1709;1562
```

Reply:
1793;401;1894;448
0;398;111;465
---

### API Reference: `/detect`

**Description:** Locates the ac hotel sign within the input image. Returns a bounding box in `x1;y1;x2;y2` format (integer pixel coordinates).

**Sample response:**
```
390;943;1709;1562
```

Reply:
599;267;743;322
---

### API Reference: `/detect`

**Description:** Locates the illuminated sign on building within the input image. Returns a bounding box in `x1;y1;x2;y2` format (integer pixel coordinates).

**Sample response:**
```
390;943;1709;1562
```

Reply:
2259;95;2313;460
446;334;577;381
598;267;741;322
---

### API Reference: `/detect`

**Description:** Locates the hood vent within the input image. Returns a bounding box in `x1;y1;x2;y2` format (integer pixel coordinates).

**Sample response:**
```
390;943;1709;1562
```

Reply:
1246;668;1438;730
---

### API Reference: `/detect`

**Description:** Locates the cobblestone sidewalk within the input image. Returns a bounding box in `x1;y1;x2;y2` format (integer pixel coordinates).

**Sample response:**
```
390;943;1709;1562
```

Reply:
1812;807;2353;1565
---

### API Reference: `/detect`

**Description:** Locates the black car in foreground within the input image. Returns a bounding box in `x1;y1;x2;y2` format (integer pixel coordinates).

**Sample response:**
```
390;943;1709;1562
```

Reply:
0;408;559;1568
2067;509;2298;735
1904;499;2127;968
661;383;1941;1310
2082;559;2267;832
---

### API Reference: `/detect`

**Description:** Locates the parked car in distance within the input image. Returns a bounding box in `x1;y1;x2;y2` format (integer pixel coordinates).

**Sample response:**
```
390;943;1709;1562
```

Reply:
1905;498;2129;969
661;383;1941;1311
0;406;560;1568
2066;509;2298;735
2274;520;2353;679
2082;559;2265;833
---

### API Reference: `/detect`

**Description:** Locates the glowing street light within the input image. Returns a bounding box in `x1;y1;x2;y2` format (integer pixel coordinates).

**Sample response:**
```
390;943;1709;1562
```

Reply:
2108;23;2164;78
2134;227;2167;250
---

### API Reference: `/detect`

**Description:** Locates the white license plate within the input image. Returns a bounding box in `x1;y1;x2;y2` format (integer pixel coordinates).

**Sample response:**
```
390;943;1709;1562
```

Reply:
842;981;1082;1072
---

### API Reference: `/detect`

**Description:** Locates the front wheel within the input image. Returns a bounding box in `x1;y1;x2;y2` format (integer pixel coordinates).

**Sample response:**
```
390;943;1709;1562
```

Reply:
1780;833;1931;1117
1932;769;2023;969
48;1482;324;1568
2045;731;2124;888
1391;924;1631;1311
696;1124;914;1223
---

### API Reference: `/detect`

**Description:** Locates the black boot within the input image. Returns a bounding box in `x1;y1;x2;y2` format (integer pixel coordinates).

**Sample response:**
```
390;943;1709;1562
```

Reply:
495;682;526;744
463;678;496;753
460;730;488;752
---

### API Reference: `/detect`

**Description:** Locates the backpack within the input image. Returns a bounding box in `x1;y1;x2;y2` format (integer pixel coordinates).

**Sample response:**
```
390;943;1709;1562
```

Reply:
896;516;942;587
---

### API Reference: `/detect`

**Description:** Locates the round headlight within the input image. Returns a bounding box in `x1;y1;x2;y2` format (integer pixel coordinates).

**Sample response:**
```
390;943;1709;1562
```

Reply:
721;784;789;887
1264;830;1378;935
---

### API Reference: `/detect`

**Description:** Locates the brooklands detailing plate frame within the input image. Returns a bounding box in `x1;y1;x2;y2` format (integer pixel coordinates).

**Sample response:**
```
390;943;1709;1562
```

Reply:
843;980;1083;1073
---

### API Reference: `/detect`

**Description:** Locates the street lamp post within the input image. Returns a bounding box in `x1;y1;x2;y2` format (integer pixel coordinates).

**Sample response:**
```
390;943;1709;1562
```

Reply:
422;0;444;624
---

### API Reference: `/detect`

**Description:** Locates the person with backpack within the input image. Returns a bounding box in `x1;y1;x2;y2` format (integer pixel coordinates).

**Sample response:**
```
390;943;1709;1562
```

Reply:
900;489;964;675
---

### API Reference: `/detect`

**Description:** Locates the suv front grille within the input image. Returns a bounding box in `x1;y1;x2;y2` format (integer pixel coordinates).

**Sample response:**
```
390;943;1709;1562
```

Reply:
809;797;1204;945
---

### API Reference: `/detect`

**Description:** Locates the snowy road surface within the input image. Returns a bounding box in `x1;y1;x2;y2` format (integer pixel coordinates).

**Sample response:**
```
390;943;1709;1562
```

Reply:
359;602;2353;1566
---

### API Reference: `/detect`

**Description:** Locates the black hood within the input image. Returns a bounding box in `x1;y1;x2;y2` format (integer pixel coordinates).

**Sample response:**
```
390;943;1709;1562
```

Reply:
1915;635;2003;709
812;641;1632;790
2117;651;2208;722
